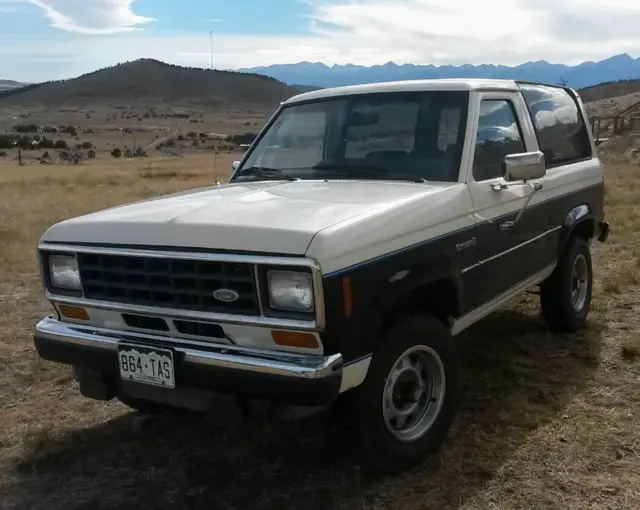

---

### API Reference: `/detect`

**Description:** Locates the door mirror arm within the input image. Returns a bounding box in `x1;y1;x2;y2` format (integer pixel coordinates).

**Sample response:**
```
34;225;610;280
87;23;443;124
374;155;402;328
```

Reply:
498;180;543;230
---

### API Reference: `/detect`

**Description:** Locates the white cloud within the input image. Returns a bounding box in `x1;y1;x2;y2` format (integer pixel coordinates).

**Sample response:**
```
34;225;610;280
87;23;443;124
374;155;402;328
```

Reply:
302;0;640;66
26;0;154;34
4;0;640;81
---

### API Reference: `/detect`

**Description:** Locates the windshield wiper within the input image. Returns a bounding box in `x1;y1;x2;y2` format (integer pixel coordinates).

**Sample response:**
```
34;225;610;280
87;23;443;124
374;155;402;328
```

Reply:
312;161;428;183
235;166;298;181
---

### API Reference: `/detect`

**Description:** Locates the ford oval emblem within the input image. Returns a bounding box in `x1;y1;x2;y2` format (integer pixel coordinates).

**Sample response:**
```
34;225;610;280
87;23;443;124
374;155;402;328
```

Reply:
213;288;240;303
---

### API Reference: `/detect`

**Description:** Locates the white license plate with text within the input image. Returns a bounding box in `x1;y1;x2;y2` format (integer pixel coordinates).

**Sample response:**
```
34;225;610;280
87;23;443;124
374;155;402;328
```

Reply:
117;344;176;389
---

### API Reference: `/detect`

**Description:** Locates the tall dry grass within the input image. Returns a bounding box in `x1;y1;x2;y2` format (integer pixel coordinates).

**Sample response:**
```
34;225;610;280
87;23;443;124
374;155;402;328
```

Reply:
0;153;638;509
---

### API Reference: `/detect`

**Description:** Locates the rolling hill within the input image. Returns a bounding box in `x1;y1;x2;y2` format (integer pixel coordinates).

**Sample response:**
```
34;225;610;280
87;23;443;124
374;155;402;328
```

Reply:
0;79;28;92
0;59;302;108
578;79;640;103
239;53;640;90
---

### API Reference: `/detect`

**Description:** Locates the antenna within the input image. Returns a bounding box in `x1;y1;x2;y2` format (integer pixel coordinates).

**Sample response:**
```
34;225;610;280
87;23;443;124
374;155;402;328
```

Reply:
209;31;214;70
209;29;219;185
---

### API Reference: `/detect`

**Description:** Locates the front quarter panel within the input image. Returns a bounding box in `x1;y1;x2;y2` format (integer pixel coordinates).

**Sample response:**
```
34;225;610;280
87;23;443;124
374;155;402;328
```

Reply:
308;183;476;363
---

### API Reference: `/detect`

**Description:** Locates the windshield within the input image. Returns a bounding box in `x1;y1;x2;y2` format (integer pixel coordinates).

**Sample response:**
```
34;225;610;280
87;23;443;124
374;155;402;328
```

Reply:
232;90;469;183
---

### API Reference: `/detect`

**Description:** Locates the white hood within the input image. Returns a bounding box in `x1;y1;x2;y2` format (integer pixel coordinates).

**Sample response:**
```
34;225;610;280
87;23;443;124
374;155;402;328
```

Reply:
41;180;457;256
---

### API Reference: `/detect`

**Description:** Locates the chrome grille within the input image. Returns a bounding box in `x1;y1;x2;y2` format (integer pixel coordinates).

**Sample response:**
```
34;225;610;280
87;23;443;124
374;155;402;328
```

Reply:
77;252;259;315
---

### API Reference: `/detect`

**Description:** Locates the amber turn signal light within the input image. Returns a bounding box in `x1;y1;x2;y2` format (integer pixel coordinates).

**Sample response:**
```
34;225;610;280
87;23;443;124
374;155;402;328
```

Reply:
56;304;90;321
271;330;319;349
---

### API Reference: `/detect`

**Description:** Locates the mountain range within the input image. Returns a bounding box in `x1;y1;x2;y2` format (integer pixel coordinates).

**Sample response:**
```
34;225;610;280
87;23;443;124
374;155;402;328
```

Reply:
239;53;640;90
3;56;640;109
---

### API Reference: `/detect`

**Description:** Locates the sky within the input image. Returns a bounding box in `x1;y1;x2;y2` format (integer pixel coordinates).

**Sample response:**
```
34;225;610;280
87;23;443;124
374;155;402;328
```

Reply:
2;0;640;82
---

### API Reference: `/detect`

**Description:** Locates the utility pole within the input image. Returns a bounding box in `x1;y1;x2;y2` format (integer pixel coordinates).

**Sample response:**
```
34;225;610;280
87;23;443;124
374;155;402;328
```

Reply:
209;31;214;70
213;149;220;185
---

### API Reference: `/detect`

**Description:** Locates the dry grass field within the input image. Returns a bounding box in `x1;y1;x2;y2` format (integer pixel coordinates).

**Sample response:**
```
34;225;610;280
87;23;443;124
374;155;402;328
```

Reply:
0;149;639;510
0;102;269;164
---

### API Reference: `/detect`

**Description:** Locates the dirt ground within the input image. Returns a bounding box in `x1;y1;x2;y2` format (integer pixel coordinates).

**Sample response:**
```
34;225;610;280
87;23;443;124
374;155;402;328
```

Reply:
0;152;639;509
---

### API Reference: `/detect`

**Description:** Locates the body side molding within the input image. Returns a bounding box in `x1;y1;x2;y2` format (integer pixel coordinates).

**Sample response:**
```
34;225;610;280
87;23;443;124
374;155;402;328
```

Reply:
451;264;556;336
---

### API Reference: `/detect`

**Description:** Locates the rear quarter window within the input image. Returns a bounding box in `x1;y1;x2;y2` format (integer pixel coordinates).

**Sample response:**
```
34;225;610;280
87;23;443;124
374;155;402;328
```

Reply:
519;83;592;167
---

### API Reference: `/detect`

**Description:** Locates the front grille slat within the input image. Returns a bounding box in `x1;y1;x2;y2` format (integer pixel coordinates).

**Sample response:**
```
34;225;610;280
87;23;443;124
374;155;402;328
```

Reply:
77;253;260;316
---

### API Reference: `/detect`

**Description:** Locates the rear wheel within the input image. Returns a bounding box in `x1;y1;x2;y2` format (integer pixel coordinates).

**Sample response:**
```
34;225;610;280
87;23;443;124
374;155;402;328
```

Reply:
540;235;593;332
337;313;459;474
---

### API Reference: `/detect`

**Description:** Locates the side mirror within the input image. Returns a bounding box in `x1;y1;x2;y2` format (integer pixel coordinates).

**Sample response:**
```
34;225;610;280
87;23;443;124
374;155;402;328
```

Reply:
232;161;240;172
503;151;546;182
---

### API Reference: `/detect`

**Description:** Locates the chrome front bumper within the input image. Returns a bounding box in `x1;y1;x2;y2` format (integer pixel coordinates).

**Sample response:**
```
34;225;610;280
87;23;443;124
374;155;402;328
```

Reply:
35;316;343;379
33;316;345;405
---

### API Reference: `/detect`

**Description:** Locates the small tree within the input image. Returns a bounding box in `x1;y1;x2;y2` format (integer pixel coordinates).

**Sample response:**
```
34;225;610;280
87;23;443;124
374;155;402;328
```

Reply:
0;135;13;149
88;149;96;159
111;148;122;158
39;137;55;149
0;150;7;157
60;125;77;136
14;124;39;133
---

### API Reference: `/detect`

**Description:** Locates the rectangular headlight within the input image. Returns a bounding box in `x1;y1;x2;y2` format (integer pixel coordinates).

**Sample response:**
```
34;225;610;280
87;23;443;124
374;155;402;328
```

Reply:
267;270;314;312
49;254;82;290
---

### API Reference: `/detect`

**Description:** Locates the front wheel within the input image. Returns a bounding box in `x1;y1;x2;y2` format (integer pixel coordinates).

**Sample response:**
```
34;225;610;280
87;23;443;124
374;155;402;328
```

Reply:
337;313;460;474
540;235;593;333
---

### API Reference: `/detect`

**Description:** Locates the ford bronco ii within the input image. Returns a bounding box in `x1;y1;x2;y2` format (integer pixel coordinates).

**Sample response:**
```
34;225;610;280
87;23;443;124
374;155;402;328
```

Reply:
33;78;609;473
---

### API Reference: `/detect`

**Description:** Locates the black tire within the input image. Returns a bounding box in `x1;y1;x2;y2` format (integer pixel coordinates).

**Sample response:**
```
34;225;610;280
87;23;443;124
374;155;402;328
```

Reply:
336;313;460;475
540;235;593;333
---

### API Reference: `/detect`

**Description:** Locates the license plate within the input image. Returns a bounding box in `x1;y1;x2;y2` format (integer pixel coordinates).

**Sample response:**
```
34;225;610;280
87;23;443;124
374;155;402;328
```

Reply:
117;343;176;389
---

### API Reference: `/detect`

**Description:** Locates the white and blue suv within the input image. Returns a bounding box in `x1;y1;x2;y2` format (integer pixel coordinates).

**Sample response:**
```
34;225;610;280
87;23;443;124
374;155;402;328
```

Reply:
34;78;609;473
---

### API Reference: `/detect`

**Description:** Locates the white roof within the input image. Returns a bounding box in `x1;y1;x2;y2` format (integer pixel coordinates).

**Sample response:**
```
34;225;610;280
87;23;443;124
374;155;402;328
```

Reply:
284;78;521;105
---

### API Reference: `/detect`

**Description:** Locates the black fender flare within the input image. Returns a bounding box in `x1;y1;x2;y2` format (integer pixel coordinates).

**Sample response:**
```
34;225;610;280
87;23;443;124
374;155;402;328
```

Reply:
558;203;596;256
372;255;464;320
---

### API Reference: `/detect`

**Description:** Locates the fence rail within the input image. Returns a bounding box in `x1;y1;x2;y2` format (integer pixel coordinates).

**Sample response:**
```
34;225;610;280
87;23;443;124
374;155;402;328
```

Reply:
590;98;640;143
